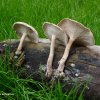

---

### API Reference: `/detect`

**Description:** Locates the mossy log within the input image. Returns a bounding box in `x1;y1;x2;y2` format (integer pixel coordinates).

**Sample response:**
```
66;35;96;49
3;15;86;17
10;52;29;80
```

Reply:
0;39;100;100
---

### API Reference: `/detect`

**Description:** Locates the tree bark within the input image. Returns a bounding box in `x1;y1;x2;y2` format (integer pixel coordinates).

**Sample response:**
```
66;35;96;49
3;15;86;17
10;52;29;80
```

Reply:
0;39;100;100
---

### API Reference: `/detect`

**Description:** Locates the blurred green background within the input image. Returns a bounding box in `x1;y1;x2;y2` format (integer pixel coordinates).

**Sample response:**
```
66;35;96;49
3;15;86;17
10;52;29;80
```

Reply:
0;0;100;44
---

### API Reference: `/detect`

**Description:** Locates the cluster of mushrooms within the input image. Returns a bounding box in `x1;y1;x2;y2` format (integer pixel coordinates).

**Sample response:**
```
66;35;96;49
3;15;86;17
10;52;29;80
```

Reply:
13;18;95;78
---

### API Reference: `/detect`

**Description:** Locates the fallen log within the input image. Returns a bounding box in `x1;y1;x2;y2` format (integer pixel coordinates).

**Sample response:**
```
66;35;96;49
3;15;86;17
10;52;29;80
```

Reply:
0;39;100;100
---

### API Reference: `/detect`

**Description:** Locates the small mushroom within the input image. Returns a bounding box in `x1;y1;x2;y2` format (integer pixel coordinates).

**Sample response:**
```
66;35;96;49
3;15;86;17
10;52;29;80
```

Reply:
57;18;95;76
39;38;50;43
87;45;100;55
13;22;39;55
43;22;68;77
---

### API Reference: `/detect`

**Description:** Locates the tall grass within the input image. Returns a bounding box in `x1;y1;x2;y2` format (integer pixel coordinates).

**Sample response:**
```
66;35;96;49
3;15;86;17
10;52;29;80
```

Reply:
0;50;87;100
0;0;99;99
0;0;100;44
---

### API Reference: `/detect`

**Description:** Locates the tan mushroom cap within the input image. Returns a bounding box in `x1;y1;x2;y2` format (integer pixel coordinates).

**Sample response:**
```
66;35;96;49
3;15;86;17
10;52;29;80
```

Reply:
43;22;68;46
58;18;95;46
13;22;39;43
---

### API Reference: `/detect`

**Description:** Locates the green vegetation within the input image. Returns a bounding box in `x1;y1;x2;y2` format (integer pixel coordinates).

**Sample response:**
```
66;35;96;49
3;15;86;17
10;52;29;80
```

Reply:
0;0;100;44
0;52;87;100
0;0;99;99
0;48;88;100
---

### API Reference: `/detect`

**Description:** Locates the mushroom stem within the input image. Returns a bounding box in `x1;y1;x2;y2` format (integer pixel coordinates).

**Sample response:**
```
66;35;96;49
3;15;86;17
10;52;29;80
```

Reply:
57;39;74;72
15;33;27;55
46;34;56;77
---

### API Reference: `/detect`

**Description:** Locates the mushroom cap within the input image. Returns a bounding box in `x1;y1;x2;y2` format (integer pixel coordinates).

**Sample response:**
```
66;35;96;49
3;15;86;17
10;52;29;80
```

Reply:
13;22;39;43
58;18;95;46
43;22;68;46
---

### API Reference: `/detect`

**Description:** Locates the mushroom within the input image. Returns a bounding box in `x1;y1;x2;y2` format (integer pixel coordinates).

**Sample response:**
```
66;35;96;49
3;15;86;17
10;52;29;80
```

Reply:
57;18;95;77
39;38;50;43
43;22;68;77
87;45;100;55
13;22;39;55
